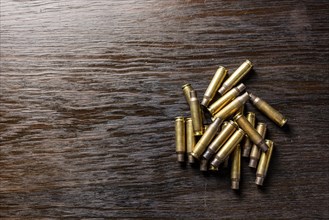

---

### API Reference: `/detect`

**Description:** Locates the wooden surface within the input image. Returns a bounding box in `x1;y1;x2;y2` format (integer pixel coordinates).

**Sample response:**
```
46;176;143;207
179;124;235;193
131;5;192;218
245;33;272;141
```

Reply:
1;0;329;218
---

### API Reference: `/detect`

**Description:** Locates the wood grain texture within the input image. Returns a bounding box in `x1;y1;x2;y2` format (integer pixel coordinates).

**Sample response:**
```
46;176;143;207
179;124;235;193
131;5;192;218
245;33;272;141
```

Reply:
1;0;328;218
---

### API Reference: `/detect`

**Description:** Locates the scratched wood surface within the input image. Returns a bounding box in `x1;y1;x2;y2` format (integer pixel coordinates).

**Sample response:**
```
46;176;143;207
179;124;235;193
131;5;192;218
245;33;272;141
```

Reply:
1;0;329;218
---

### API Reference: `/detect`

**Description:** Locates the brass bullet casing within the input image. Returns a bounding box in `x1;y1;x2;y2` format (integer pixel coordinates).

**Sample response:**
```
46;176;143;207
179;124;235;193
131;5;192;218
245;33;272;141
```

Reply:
175;117;186;162
189;90;204;136
249;123;267;168
249;93;287;127
256;140;274;186
208;83;246;116
202;121;238;160
218;60;253;95
234;113;269;152
186;118;196;164
200;158;208;172
201;66;228;107
182;84;193;106
211;128;245;168
191;118;222;160
231;144;241;190
213;92;249;121
237;104;245;115
242;112;256;157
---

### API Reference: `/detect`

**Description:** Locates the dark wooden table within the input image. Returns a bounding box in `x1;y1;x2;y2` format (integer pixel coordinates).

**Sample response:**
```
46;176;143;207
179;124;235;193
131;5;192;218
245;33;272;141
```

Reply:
1;0;328;218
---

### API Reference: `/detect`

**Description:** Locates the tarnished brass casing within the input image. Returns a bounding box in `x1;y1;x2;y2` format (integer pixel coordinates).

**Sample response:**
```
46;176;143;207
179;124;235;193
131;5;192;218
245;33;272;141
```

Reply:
255;140;274;186
242;112;256;157
218;60;252;95
234;113;268;152
237;104;245;115
202;121;238;160
189;90;204;136
249;93;287;127
175;117;185;162
211;128;244;168
231;144;241;190
201;66;227;107
213;92;249;121
191;118;222;160
182;84;193;105
200;158;208;172
249;123;267;168
185;118;196;164
208;83;246;115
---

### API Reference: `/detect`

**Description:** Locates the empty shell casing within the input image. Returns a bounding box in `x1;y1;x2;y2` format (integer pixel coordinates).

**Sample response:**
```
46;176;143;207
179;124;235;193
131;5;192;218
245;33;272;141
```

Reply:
211;128;245;168
182;84;193;106
208;83;246;116
237;104;245;115
249;123;267;168
200;158;208;171
202;121;238;160
191;118;222;160
249;93;287;127
234;113;268;152
213;92;249;121
189;90;204;136
218;60;253;95
186;118;196;164
231;144;241;190
255;140;274;186
242;112;256;157
201;66;228;107
175;117;186;162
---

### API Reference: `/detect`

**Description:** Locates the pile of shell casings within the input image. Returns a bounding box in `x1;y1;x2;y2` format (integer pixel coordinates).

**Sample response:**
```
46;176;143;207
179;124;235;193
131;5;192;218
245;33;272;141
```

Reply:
175;60;287;190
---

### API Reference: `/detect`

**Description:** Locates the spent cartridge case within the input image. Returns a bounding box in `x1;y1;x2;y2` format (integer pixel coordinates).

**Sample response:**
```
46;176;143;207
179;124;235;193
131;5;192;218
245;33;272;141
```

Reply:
255;140;274;186
237;104;245;115
191;118;222;160
182;84;193;106
218;60;252;95
202;120;238;160
249;122;267;168
231;144;241;190
249;93;287;127
175;117;186;162
186;118;196;164
213;92;249;121
234;113;268;152
211;128;245;168
242;112;256;157
189;90;204;136
201;66;228;107
200;158;208;172
208;83;246;116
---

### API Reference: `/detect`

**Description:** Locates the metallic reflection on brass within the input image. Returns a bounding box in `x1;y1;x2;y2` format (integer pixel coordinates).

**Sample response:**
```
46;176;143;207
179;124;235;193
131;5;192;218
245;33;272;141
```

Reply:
249;93;287;127
234;113;268;152
255;140;274;186
218;60;252;95
208;83;246;115
211;128;244;168
189;90;204;136
175;117;185;162
201;66;227;107
249;123;267;168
